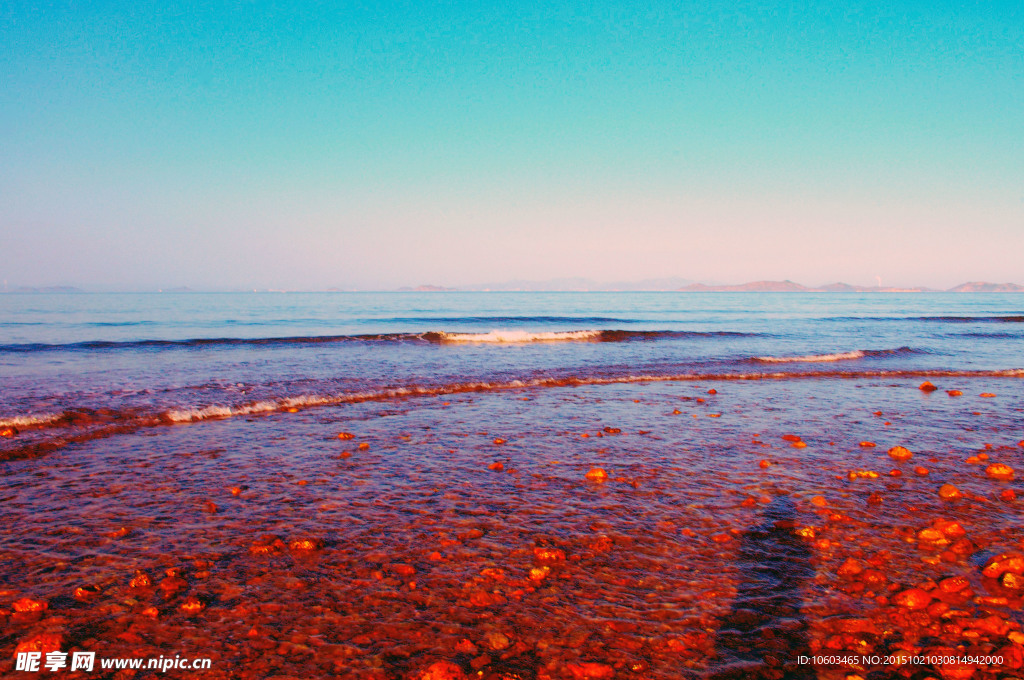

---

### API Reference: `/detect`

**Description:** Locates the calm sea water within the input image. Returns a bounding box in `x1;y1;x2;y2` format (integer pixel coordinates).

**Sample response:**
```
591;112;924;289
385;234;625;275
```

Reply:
1;292;1022;450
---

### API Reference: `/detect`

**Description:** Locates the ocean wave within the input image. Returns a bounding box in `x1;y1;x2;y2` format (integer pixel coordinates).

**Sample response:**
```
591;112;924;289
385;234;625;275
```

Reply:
0;329;760;352
754;350;866;363
433;330;604;343
751;347;921;364
0;413;64;429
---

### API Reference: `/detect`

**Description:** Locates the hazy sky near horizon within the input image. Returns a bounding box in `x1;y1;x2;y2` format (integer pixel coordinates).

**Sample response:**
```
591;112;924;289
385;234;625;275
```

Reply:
2;0;1022;290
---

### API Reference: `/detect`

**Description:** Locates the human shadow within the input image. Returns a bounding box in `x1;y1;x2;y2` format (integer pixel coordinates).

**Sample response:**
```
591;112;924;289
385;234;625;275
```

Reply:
706;495;816;679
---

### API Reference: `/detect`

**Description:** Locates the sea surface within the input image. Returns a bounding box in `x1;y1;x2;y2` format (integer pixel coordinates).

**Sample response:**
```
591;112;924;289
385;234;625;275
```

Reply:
2;292;1023;679
2;292;1023;446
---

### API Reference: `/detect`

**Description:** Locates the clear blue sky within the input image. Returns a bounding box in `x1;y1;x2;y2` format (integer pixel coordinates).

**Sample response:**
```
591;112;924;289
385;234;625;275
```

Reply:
2;0;1021;290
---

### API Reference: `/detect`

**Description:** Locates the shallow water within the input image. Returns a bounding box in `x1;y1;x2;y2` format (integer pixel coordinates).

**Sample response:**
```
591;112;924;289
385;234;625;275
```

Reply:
1;293;1023;678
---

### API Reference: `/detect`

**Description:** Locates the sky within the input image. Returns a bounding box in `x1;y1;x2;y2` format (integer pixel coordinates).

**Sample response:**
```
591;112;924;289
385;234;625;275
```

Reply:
1;0;1022;291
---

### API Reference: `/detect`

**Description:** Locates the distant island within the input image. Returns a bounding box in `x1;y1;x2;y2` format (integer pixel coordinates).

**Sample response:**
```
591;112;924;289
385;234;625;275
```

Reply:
399;279;1024;293
677;280;1024;293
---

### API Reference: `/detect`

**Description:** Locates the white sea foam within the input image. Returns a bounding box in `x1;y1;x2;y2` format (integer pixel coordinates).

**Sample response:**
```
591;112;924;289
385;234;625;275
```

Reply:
755;350;866;364
0;413;63;428
437;330;603;343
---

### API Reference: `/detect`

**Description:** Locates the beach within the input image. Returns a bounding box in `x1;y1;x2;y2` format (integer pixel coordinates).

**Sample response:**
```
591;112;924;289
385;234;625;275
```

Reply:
2;293;1023;679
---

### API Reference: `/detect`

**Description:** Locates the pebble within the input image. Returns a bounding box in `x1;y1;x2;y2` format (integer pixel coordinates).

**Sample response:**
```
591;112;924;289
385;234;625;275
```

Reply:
14;632;63;655
892;588;932;610
565;662;616;679
12;597;47;613
887;446;913;461
982;553;1024;578
985;463;1015;480
419;660;466;680
938;484;962;500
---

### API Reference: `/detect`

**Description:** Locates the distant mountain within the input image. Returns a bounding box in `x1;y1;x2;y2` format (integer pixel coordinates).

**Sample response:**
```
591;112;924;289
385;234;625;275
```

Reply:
677;280;1024;293
11;286;83;293
948;281;1024;293
680;280;810;292
465;277;695;291
679;280;944;292
397;284;460;292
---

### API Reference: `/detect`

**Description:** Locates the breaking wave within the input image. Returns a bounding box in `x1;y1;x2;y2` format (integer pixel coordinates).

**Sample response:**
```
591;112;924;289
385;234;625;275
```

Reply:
751;347;922;364
0;329;760;352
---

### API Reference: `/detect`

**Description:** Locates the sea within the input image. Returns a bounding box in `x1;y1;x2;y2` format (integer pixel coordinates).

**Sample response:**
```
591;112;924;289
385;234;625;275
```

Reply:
2;292;1023;679
2;292;1022;442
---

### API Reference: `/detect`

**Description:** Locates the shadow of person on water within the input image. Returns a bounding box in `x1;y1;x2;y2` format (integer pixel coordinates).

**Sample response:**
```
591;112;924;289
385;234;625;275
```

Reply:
706;494;816;679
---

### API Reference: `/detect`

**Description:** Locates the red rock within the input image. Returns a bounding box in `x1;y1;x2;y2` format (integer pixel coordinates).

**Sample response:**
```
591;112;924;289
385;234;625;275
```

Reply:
14;632;63;655
917;528;949;545
985;463;1015;480
1005;572;1024;590
782;434;802;442
73;585;101;601
289;537;323;552
565;662;615;679
337;432;355;440
391;563;416;578
791;440;807;448
947;390;963;396
1001;489;1017;501
159;575;187;594
179;597;205;615
980;392;996;398
129;571;152;588
893;588;932;610
529;566;550;582
487;461;504;471
250;535;286;555
467;591;506;607
938;484;962;500
859;441;877;447
938;576;970;594
602;427;621;434
759;459;771;469
0;427;17;437
585;467;608;482
12;597;47;612
933;519;967;539
492;438;505;445
837;558;864;577
418;661;467;680
919;381;938;392
888;446;913;461
998;643;1024;670
533;547;567;563
454;639;478;654
982;553;1024;578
